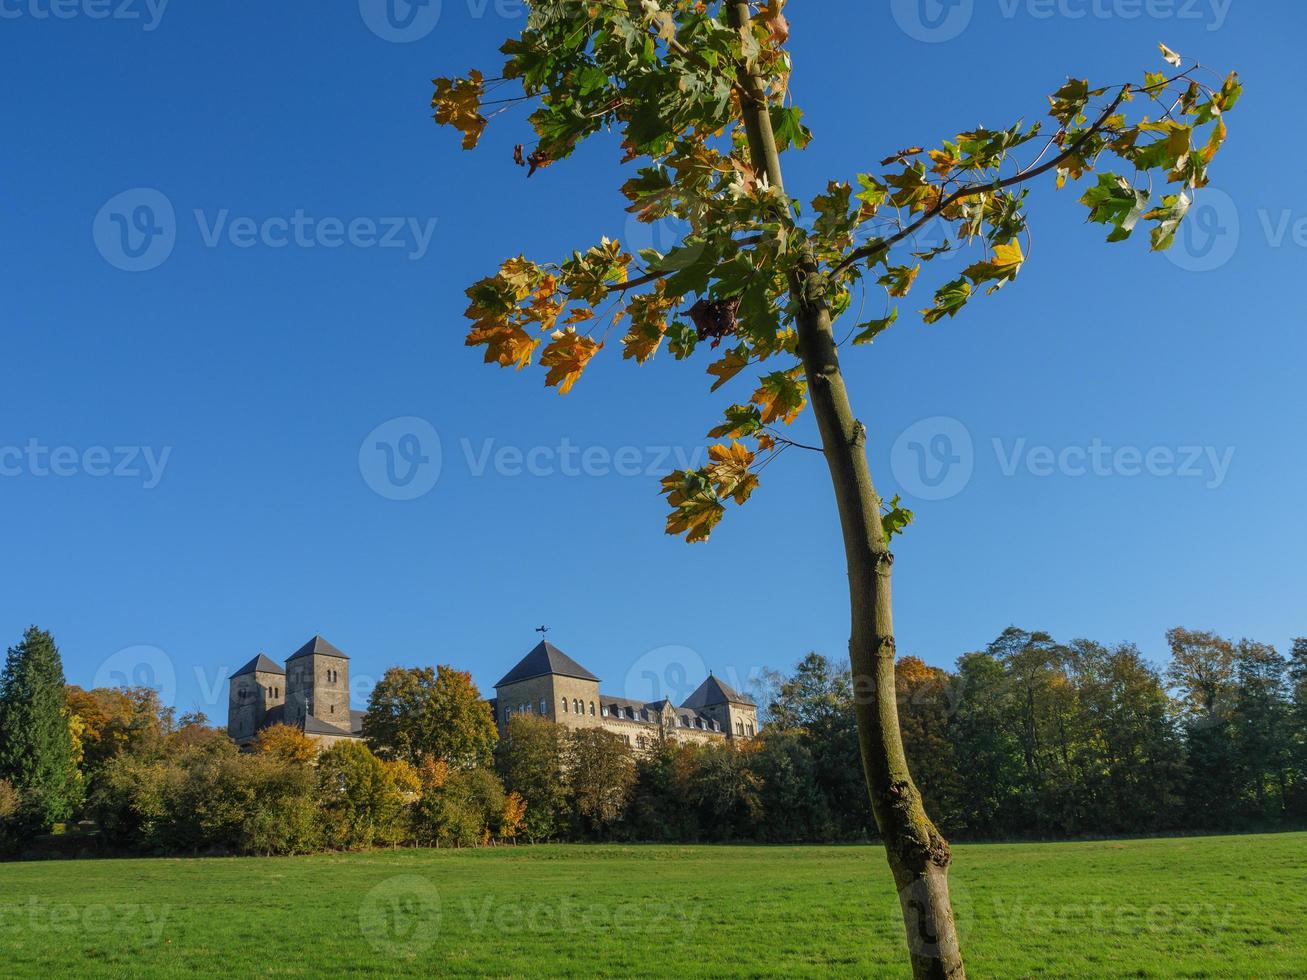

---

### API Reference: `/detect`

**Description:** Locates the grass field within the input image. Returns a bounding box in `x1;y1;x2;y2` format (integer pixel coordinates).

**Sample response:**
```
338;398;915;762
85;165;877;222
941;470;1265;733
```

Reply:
1;833;1303;977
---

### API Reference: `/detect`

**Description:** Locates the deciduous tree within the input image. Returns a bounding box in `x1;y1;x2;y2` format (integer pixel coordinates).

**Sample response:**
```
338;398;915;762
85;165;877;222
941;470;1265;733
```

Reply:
363;665;498;769
429;6;1239;971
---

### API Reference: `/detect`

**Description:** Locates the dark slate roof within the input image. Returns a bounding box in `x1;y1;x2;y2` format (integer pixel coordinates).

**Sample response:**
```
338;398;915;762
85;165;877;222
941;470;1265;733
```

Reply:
680;675;755;708
302;713;361;737
286;635;349;662
264;704;285;727
495;641;599;687
233;653;285;677
350;709;365;735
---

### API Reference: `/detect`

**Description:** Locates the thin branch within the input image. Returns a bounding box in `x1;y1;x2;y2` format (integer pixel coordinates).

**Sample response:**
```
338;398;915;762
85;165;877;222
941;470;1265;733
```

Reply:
830;83;1133;278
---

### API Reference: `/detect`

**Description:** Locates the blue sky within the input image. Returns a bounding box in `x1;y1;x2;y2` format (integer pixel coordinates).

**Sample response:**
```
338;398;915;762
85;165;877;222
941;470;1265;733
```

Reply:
2;0;1301;722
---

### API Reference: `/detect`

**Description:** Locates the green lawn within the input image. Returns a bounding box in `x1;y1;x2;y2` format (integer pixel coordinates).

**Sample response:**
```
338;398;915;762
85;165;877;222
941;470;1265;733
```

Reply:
1;833;1303;977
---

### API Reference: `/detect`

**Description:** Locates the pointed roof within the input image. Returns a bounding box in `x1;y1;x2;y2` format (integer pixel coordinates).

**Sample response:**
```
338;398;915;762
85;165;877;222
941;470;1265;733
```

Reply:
286;635;349;662
495;640;599;688
680;674;754;708
233;653;285;677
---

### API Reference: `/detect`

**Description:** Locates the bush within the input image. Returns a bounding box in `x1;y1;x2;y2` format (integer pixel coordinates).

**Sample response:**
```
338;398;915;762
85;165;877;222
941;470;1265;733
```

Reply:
316;741;412;850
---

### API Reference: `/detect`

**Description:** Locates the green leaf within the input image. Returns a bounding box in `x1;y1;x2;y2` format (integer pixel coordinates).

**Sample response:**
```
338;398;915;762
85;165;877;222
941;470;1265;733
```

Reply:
922;279;972;324
770;107;813;152
852;308;898;346
881;495;915;542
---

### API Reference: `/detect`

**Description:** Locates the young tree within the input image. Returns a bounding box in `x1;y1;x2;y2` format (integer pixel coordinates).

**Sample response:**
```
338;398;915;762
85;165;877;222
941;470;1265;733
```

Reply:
429;5;1238;973
0;627;81;832
363;665;498;769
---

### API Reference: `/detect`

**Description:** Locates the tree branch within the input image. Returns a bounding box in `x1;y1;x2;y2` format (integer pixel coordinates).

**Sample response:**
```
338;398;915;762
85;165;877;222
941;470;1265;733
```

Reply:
831;83;1132;278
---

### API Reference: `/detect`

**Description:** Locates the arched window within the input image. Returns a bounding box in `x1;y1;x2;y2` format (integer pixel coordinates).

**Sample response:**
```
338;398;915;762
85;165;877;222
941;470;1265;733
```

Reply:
562;698;569;713
589;701;595;715
539;698;546;714
736;721;744;735
571;698;579;713
747;722;754;736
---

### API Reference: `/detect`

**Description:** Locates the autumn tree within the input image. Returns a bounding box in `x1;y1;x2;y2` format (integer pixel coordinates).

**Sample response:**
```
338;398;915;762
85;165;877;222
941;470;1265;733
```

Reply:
495;713;568;841
253;723;319;764
429;4;1238;973
362;665;498;770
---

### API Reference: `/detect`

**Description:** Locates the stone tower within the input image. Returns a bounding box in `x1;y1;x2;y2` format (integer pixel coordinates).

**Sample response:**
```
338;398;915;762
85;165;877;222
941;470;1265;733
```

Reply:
228;654;286;744
284;635;351;730
493;640;601;731
681;674;758;740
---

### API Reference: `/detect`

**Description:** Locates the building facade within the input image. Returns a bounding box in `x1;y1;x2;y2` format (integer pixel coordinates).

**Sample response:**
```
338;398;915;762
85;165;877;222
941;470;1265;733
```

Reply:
227;635;364;749
490;640;758;752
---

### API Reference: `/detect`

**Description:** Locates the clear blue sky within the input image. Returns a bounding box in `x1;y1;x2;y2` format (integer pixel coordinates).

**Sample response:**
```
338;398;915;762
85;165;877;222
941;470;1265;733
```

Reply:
2;1;1301;722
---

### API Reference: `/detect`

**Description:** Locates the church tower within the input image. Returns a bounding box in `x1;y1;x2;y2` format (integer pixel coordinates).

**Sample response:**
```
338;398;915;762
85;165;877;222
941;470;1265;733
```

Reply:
227;654;285;745
284;635;351;730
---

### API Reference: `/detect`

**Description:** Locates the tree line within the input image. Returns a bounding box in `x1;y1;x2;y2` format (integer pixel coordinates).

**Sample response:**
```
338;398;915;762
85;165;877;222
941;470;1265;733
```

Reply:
1;624;1303;855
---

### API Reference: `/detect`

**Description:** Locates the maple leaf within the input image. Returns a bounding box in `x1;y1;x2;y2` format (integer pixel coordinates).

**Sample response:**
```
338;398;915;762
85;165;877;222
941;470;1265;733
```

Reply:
660;470;724;543
622;280;682;364
1159;43;1183;68
962;239;1025;294
465;322;539;370
431;70;487;151
751;367;807;425
540;330;601;394
707;345;750;392
707;442;758;505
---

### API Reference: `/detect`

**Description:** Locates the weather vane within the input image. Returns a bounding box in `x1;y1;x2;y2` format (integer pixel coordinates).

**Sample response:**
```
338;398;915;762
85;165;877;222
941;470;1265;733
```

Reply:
535;624;549;635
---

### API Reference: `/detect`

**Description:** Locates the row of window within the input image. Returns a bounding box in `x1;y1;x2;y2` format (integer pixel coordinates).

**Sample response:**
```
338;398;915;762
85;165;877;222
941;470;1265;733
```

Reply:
499;699;753;737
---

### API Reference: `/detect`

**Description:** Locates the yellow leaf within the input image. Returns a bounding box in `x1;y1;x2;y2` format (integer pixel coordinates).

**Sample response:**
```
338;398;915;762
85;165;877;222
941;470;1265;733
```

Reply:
540;331;601;394
431;70;487;151
707;442;758;505
707;346;750;392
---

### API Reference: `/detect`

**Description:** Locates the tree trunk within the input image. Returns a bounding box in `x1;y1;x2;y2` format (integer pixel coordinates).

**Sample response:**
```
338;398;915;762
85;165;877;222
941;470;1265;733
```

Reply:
728;4;965;976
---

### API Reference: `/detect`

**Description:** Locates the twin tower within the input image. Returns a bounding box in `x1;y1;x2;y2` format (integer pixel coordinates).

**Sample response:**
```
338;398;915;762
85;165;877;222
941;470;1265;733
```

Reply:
227;635;363;748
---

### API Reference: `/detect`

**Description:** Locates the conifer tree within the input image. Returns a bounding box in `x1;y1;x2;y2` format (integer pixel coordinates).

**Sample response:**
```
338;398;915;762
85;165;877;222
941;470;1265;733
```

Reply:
0;626;80;831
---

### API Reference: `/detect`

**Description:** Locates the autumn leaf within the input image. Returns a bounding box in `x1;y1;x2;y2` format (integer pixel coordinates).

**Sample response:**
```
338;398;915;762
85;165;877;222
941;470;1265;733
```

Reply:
1159;43;1183;68
962;239;1025;293
707;345;750;392
751;367;807;425
431;70;487;150
622;280;682;364
660;470;724;543
707;442;758;505
540;330;601;394
466;322;539;370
